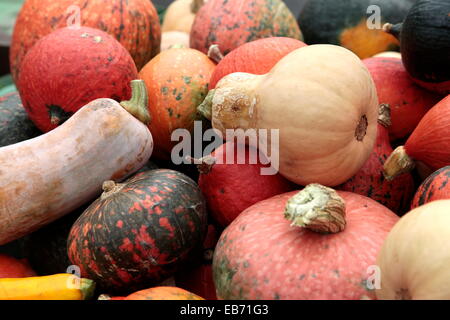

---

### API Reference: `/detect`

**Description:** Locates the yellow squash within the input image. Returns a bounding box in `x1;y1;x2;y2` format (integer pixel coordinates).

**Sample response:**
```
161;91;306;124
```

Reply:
0;274;95;300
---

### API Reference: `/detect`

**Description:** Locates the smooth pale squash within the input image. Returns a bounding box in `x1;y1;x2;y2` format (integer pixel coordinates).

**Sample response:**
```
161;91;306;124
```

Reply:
376;200;450;299
125;286;204;300
198;44;378;186
160;31;190;51
162;0;204;33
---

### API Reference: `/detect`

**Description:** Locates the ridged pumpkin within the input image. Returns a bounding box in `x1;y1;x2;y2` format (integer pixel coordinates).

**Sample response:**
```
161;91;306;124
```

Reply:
0;92;41;147
190;0;302;56
18;26;138;132
384;0;450;94
411;166;450;209
383;95;450;181
67;169;208;294
298;0;414;59
198;45;378;186
125;286;204;300
338;105;414;215
362;57;442;142
197;141;296;227
10;0;161;86
213;185;399;299
209;37;307;89
139;48;215;160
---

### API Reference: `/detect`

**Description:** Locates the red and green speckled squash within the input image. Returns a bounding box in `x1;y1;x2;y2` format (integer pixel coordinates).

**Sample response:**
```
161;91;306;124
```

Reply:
67;169;208;294
209;37;307;89
0;92;41;147
363;57;443;142
338;105;415;215
190;0;303;56
384;0;450;94
18;26;138;132
139;48;215;160
10;0;161;86
124;286;204;300
298;0;415;59
197;141;296;227
411;166;450;209
213;184;399;300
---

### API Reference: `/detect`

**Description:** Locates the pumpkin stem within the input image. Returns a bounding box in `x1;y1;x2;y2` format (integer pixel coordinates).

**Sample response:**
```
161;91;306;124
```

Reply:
169;43;187;49
191;0;204;14
80;278;96;300
120;80;151;125
207;44;224;64
383;146;415;181
197;89;215;120
284;184;346;234
383;23;402;40
97;294;112;300
101;180;126;200
378;104;392;128
185;155;216;174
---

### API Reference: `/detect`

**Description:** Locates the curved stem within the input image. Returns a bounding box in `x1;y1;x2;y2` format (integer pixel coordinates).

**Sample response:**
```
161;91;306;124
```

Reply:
383;23;402;40
185;155;216;174
383;146;415;181
101;180;126;200
197;89;215;121
120;80;151;125
284;184;346;234
378;103;392;128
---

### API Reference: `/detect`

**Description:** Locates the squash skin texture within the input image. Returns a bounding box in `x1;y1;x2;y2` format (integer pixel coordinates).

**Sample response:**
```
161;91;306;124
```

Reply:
139;48;215;160
208;44;379;186
411;166;450;209
67;169;207;294
125;286;204;300
18;26;138;133
162;0;199;33
10;0;161;85
213;190;399;300
376;200;450;300
190;0;303;56
0;254;36;278
362;57;442;142
0;98;153;245
209;37;307;89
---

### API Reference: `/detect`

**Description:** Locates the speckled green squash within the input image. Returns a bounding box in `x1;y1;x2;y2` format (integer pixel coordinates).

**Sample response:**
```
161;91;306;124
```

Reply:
0;92;41;147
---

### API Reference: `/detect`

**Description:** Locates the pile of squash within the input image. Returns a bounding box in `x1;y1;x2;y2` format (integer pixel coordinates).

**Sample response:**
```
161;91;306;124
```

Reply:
0;0;449;301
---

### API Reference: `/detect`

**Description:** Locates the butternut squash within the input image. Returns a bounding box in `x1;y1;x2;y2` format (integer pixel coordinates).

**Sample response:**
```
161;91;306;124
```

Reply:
198;44;378;186
162;0;204;33
0;273;95;300
0;80;153;245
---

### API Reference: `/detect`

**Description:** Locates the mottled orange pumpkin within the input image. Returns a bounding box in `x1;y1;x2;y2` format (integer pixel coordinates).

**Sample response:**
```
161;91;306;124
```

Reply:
139;48;215;160
125;286;205;300
10;0;161;86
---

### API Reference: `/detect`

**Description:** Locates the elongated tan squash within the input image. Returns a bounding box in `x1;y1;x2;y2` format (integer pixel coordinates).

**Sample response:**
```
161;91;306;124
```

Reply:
0;80;153;245
0;273;95;300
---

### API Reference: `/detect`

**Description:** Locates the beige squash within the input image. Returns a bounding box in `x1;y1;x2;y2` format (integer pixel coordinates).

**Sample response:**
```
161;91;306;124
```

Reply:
162;0;204;33
376;200;450;300
198;44;379;186
160;31;190;51
0;80;153;245
372;51;401;59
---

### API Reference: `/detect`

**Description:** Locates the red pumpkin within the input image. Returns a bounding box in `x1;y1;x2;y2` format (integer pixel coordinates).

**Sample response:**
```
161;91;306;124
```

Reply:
411;166;450;209
363;57;443;141
67;169;208;294
18;26;138;132
198;142;296;227
10;0;161;85
139;48;215;160
209;37;307;89
190;0;302;56
338;105;414;215
175;225;219;300
213;185;399;300
384;95;450;180
0;254;36;278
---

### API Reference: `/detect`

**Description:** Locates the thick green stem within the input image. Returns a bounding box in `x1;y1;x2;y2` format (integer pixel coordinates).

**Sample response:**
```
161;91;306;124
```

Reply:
120;80;151;125
284;184;346;234
197;89;215;121
80;278;96;300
